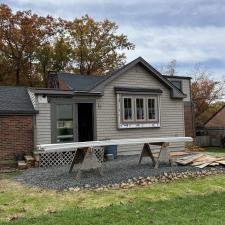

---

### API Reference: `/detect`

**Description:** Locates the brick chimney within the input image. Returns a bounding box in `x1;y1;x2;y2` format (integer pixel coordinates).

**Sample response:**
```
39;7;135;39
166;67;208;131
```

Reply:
47;71;59;89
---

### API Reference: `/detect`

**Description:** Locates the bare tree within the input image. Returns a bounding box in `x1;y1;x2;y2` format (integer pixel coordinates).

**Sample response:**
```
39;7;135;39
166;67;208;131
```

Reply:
166;59;177;76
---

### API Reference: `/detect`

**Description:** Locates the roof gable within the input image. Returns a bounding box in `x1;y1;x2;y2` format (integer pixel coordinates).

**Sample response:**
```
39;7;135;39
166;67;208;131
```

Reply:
90;57;186;99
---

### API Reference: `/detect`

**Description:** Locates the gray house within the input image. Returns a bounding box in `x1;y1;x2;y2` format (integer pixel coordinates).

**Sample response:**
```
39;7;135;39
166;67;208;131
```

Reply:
28;57;193;155
0;57;194;164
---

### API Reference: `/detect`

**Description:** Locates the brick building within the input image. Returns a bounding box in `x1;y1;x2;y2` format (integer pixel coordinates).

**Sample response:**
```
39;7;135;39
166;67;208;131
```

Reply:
0;87;36;166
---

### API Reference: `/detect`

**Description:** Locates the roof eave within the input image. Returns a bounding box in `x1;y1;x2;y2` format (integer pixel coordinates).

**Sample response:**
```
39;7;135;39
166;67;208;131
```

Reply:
0;110;38;115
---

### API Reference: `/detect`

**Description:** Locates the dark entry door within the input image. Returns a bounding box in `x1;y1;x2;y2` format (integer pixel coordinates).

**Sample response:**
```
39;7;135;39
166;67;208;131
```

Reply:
77;103;94;142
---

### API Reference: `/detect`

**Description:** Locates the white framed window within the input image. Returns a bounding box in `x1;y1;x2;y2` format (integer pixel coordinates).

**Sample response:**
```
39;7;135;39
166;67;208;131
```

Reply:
122;97;133;121
147;97;157;121
118;94;160;129
135;97;145;121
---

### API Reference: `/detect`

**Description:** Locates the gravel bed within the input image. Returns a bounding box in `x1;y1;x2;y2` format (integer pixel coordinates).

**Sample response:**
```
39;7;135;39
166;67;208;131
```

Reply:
14;155;224;190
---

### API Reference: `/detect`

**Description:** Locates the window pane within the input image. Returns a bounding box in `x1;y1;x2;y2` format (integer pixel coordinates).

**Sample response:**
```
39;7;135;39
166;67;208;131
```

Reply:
123;98;133;121
56;104;73;142
171;81;182;91
136;98;144;120
148;98;156;120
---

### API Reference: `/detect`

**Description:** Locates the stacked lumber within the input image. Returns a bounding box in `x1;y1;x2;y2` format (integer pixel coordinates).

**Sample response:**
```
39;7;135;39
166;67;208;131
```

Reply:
176;153;225;168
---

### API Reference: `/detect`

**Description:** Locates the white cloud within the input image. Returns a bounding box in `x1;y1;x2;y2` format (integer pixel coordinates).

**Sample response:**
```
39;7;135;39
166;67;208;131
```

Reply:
121;26;225;64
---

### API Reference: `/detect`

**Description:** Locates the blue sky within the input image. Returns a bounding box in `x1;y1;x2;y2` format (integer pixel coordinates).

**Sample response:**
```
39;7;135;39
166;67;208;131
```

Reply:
3;0;225;79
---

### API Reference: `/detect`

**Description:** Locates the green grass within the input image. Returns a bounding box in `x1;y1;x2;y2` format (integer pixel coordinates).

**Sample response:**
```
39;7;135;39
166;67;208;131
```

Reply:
1;173;225;224
203;147;225;157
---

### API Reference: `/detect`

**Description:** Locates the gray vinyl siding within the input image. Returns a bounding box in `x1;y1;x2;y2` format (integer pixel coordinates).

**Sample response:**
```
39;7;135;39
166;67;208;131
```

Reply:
35;103;51;145
28;90;52;146
96;64;185;155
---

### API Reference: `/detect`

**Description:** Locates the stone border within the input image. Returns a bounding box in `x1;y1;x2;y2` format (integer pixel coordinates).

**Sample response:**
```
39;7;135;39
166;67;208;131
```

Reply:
67;167;225;192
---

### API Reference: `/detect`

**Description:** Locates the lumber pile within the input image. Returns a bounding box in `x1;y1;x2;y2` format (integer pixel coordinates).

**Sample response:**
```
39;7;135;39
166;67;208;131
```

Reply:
176;153;225;168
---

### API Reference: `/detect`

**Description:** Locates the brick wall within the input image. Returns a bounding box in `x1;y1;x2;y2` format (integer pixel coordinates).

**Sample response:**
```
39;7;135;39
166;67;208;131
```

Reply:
0;115;33;161
184;103;195;137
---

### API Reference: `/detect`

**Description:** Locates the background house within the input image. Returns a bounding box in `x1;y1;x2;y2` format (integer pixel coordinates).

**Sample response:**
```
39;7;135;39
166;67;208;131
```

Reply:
0;57;194;166
0;87;36;166
200;105;225;147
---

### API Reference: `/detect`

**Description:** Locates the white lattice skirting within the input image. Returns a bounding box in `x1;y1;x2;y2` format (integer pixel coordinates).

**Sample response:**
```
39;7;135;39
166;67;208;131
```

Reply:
39;147;104;168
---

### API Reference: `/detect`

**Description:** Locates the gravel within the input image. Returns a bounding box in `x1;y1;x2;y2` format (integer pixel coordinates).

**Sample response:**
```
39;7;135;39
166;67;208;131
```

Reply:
14;155;225;190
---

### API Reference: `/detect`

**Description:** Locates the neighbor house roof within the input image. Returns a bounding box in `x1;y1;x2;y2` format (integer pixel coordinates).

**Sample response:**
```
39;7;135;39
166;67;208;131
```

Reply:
0;86;36;115
205;105;225;127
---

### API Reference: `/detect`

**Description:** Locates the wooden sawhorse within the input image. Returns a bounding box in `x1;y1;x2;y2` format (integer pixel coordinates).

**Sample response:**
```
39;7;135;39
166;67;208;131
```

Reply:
69;147;103;179
138;142;172;168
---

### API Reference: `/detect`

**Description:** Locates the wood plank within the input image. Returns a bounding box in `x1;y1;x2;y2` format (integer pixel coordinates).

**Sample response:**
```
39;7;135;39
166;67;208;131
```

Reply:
170;151;189;157
209;162;219;166
195;162;211;169
37;137;193;153
176;154;204;165
215;160;225;166
192;156;224;166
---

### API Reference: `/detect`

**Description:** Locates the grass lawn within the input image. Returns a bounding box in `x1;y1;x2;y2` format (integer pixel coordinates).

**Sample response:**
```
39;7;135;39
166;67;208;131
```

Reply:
1;146;225;225
1;172;225;225
203;147;225;157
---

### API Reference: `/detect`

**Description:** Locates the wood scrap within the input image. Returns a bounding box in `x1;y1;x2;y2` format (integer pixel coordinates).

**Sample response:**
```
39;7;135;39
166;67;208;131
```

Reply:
176;154;204;165
209;162;219;166
176;152;225;168
195;162;211;169
170;151;189;157
215;160;225;166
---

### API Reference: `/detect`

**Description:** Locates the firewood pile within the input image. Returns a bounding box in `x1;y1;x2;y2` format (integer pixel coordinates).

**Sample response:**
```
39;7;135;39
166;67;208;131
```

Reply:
176;153;225;168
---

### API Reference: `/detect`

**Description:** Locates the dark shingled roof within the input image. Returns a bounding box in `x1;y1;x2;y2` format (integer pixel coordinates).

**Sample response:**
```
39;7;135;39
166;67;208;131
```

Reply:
0;86;36;114
57;73;109;91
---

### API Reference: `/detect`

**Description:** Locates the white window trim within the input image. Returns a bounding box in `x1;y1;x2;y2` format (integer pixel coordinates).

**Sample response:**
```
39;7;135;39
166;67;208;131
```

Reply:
146;97;158;122
122;96;134;122
135;97;146;121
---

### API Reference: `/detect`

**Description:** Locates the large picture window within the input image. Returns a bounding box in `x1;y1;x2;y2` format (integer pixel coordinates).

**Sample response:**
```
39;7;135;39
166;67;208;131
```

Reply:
119;95;160;128
56;104;74;142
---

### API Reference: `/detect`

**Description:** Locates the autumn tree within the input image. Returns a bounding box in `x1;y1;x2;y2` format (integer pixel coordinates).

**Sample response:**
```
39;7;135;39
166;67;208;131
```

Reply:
35;38;72;87
52;37;72;72
66;15;135;75
0;4;55;86
35;43;53;87
190;65;225;126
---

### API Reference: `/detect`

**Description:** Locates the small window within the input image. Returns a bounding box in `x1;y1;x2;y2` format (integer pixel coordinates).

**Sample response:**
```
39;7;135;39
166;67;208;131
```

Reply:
147;98;157;120
171;80;182;91
123;97;133;121
56;104;74;142
136;98;145;120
